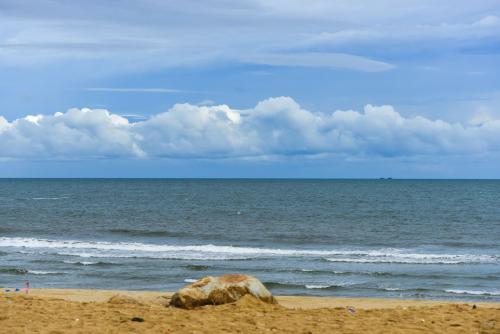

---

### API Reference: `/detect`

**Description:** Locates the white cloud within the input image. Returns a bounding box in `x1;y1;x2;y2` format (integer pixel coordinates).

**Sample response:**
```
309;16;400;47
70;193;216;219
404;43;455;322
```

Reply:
0;108;144;159
243;52;395;72
475;15;500;27
1;97;500;160
1;1;498;71
306;15;500;47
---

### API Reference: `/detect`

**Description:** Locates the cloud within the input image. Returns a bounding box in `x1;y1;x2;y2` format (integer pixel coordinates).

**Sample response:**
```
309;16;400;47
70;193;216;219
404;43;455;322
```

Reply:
2;1;499;70
1;97;500;160
243;52;395;72
0;108;144;159
306;15;500;48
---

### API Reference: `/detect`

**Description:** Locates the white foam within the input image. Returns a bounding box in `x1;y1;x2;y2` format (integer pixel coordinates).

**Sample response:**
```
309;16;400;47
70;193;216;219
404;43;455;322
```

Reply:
0;237;497;263
184;278;198;283
0;237;349;256
63;260;99;265
28;270;61;275
57;251;251;261
305;285;331;289
445;289;500;296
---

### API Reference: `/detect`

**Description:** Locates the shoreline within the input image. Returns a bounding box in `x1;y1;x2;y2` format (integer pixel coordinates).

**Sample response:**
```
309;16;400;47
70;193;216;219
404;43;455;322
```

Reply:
10;288;500;309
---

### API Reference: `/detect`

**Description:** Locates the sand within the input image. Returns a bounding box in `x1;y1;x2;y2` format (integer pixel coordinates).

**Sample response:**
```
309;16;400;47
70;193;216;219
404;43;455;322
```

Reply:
1;289;499;333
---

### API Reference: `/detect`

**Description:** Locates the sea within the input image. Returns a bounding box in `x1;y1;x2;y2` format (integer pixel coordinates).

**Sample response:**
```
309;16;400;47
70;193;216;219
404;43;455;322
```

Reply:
0;179;499;301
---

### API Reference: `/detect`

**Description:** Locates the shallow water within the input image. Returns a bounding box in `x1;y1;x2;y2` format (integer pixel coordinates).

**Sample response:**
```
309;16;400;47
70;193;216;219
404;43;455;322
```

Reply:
0;179;499;301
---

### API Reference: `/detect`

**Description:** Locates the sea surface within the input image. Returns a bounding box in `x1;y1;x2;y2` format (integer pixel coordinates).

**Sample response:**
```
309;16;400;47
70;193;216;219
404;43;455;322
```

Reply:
0;179;499;301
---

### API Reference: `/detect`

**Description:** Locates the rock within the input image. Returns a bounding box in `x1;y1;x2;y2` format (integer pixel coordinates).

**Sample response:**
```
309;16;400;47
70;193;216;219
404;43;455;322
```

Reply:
170;274;277;309
107;294;142;305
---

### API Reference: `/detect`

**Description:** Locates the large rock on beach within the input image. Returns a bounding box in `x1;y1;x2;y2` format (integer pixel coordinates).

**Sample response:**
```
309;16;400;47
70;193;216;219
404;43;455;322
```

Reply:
170;274;277;309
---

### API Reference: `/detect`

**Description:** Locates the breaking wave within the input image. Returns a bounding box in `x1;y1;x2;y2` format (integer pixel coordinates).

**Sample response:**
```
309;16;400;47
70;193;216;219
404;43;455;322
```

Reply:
445;289;500;296
0;237;497;263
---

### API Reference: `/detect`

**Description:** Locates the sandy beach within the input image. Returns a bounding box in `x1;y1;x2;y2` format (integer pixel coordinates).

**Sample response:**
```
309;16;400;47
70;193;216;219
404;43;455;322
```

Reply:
1;288;498;333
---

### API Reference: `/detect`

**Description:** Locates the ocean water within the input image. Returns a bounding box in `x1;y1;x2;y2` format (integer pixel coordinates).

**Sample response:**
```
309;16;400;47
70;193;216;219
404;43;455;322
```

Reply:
0;179;499;301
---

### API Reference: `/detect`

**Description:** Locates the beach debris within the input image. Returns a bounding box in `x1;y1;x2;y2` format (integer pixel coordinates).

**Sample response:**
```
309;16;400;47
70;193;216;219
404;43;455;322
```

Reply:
107;294;142;305
348;306;356;314
170;274;277;309
472;304;477;309
131;317;145;322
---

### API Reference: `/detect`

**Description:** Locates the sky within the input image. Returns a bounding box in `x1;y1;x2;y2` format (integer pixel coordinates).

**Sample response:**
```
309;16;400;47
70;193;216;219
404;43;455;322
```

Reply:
1;0;500;178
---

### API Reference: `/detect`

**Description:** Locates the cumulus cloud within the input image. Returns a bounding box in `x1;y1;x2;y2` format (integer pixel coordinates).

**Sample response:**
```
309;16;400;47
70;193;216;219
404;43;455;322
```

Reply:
0;108;144;159
1;97;499;160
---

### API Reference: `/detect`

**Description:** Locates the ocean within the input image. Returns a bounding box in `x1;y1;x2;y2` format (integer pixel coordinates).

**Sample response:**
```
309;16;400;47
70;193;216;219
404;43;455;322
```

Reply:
0;179;499;301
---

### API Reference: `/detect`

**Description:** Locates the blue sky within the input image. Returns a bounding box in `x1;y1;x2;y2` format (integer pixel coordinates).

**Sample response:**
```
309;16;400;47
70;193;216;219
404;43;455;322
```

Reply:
1;0;500;177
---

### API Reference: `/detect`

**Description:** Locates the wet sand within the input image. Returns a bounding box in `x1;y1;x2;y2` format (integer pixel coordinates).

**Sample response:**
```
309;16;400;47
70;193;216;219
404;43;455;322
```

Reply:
1;288;499;333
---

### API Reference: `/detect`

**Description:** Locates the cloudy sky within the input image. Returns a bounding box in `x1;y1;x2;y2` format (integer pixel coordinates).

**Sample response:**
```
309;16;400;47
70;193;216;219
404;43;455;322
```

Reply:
1;0;500;177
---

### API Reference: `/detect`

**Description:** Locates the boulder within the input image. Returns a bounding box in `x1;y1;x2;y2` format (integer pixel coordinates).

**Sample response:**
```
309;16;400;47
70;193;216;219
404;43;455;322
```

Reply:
170;274;277;309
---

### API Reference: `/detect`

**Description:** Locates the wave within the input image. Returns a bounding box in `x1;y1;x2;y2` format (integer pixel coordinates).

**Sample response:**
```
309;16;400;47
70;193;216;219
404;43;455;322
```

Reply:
296;269;457;279
184;278;198;283
265;283;446;296
0;237;497;263
52;250;253;261
382;287;405;291
268;268;497;281
27;270;64;275
375;286;500;297
265;283;499;298
0;268;28;275
263;282;307;290
445;289;500;296
31;196;69;200
305;284;336;290
323;253;497;264
29;259;56;264
264;281;349;291
1;268;65;275
63;260;115;266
